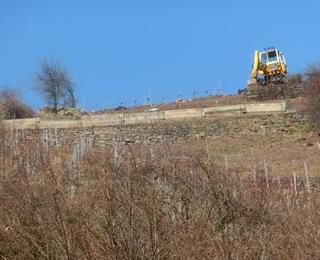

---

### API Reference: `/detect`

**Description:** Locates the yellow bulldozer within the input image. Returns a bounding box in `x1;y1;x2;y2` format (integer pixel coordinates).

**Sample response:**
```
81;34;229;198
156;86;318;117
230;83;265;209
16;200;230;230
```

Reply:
246;47;288;98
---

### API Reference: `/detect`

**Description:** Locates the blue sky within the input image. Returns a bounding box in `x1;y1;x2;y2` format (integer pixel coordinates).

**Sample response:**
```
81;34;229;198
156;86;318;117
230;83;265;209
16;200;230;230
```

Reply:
1;0;320;110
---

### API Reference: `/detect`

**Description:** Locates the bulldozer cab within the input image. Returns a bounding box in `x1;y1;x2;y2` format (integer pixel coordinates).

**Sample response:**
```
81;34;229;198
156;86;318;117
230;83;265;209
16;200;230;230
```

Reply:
246;47;288;99
259;48;286;66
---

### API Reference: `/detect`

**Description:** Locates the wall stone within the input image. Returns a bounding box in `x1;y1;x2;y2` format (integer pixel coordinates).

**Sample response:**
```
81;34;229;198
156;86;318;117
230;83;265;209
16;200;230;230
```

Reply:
12;113;300;149
6;101;292;148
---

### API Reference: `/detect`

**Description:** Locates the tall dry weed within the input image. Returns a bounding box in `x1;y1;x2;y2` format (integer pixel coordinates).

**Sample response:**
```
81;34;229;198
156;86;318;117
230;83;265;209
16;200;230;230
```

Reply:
0;126;319;259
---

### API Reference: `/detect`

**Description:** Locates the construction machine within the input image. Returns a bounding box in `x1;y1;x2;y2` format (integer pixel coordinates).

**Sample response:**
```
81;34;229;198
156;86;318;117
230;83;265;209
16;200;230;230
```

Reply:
246;47;288;98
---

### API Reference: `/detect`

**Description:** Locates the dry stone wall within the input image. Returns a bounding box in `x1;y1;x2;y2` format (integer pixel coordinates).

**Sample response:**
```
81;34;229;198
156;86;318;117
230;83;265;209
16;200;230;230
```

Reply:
6;101;290;148
17;118;225;147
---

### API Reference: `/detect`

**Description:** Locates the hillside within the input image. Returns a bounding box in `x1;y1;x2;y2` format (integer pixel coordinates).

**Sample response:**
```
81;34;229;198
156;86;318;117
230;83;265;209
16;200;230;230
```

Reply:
4;97;319;179
1;105;320;258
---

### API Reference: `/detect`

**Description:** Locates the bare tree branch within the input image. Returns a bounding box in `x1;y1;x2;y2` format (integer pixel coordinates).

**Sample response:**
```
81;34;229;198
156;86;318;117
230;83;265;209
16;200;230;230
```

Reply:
34;58;76;113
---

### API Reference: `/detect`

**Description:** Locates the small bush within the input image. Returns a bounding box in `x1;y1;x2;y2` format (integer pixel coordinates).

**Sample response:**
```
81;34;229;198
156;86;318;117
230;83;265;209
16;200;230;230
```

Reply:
304;65;320;131
0;87;35;119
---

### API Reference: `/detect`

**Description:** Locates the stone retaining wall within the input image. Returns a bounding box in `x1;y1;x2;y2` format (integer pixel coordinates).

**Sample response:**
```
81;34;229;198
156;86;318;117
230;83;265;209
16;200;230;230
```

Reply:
5;101;287;130
4;101;289;147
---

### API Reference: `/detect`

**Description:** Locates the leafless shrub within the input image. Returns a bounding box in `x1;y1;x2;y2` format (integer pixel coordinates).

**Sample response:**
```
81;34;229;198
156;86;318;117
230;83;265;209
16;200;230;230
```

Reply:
304;64;320;131
0;132;319;258
0;87;34;119
34;58;76;114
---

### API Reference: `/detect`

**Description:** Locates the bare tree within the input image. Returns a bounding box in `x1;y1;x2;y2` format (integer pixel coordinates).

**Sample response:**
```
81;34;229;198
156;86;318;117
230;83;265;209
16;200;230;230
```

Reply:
34;58;76;113
0;87;34;119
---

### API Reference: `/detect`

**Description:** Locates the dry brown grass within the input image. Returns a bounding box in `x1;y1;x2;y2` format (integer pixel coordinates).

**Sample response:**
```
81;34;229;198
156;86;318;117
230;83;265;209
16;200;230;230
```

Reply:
0;124;319;259
94;95;249;115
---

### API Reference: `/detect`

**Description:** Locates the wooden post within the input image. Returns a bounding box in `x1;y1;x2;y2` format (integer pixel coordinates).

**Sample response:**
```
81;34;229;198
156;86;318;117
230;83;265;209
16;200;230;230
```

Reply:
224;155;228;172
264;159;269;189
304;161;311;193
293;171;297;197
55;126;59;147
45;129;48;149
277;176;281;190
49;127;52;147
252;165;257;187
205;137;210;162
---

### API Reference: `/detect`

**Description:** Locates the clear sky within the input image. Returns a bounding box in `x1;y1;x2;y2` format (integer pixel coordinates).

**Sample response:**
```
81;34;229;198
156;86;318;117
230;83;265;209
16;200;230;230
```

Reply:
1;0;320;110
